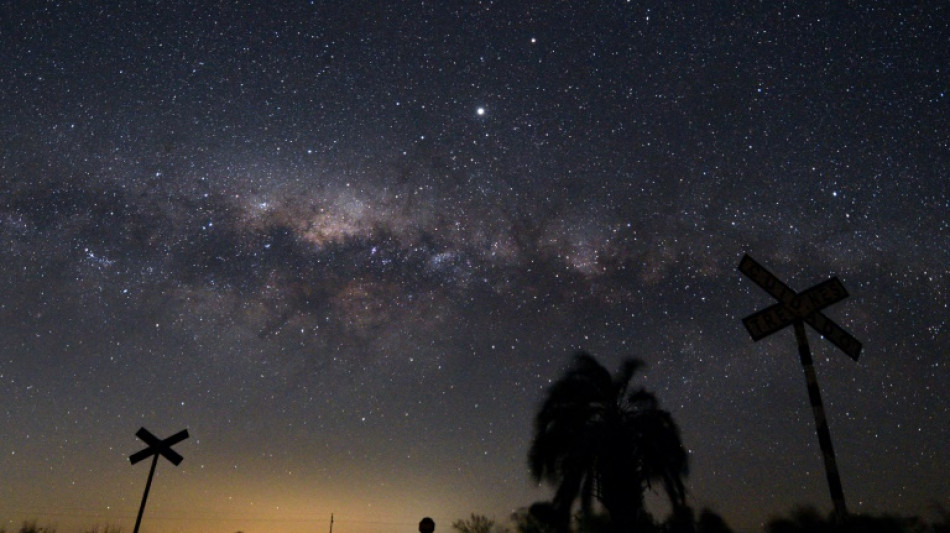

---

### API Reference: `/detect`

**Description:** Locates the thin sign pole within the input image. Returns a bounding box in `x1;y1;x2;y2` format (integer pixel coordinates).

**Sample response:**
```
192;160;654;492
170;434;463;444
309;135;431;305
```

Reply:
133;453;160;533
793;320;848;522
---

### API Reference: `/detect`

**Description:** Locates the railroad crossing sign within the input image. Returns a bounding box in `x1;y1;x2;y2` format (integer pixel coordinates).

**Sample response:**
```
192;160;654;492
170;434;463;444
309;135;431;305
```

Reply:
739;254;862;360
129;427;189;533
738;254;862;524
130;427;189;466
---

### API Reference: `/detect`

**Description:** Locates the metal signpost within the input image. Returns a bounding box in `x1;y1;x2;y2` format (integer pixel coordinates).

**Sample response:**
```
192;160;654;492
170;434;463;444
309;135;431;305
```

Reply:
738;254;862;523
129;427;189;533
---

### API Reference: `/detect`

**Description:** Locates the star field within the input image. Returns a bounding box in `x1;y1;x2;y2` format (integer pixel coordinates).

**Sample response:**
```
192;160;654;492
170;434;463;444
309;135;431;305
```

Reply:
1;3;947;533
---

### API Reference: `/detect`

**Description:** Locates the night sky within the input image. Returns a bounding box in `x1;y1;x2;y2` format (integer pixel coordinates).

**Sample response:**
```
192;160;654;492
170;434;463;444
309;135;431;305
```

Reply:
1;2;947;533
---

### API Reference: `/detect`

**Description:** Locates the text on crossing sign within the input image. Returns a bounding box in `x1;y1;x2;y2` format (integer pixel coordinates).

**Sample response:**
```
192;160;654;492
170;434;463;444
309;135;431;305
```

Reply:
738;254;862;361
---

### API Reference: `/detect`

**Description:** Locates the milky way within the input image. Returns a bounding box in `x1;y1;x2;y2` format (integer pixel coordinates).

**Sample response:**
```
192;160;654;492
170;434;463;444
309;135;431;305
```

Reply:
1;3;948;533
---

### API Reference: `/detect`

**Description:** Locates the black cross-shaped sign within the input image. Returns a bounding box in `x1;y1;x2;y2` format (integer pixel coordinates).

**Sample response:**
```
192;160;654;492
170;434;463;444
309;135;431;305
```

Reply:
738;255;862;522
128;427;189;533
739;254;862;360
129;427;189;466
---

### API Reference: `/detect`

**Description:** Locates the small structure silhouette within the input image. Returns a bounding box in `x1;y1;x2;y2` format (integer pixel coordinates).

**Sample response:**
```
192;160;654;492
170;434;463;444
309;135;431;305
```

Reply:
419;517;436;533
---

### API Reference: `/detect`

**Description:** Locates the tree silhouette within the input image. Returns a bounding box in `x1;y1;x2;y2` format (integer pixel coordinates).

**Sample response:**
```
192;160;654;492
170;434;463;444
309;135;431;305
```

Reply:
453;514;505;533
695;508;734;533
528;352;688;533
514;504;560;533
766;505;933;533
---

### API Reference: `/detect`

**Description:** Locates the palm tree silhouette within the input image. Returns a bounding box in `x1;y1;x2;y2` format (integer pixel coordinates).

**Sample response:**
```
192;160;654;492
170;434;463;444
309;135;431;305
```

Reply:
528;352;688;533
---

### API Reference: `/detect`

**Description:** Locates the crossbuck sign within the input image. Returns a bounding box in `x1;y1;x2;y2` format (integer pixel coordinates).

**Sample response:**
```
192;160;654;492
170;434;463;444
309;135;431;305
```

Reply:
129;427;189;533
739;254;861;360
738;254;862;523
